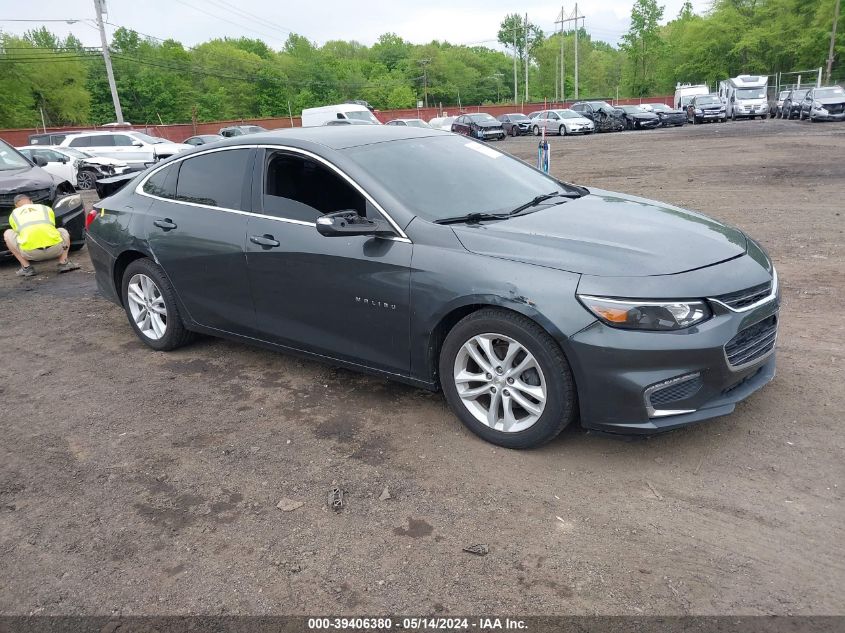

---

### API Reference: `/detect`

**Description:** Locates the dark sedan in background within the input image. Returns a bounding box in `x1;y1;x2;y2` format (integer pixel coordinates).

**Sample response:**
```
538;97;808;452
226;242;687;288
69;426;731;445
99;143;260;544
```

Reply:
642;103;687;127
781;89;809;119
86;126;779;450
617;105;661;130
0;138;86;257
451;113;506;140
183;134;224;146
497;113;532;136
570;101;626;132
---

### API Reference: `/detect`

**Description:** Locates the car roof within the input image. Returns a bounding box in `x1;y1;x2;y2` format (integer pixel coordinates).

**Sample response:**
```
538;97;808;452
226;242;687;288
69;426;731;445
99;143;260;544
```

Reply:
220;125;449;150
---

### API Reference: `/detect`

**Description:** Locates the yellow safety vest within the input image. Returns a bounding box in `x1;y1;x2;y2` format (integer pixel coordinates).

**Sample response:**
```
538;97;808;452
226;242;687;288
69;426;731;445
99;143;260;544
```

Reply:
8;204;62;251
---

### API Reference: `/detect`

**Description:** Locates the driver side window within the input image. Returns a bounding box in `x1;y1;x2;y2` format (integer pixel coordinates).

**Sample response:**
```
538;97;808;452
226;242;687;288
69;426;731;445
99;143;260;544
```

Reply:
262;151;366;223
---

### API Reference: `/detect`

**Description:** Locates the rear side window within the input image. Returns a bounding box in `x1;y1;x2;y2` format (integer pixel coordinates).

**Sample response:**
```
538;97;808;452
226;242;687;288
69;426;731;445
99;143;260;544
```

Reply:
143;164;179;199
69;136;91;147
176;149;251;209
113;135;134;146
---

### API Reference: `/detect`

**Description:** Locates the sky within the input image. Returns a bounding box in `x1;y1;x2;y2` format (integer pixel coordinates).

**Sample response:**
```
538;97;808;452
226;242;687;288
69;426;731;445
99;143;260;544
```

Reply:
0;0;712;51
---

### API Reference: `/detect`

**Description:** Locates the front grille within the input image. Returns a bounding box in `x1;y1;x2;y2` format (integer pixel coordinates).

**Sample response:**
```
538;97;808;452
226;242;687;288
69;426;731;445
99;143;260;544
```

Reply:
649;375;703;407
826;103;845;114
715;281;772;309
724;315;778;368
0;187;52;210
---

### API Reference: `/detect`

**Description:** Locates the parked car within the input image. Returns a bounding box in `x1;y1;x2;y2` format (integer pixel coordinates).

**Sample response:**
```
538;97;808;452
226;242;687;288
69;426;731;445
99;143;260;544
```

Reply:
640;103;686;127
570;101;625;132
0;138;85;258
385;118;431;128
302;104;381;127
617;105;661;130
530;109;595;136
219;125;267;137
428;116;457;131
17;145;133;190
324;119;375;126
497;113;532;136
799;85;845;122
58;131;191;166
772;90;791;118
781;89;809;120
184;134;224;146
27;131;82;146
686;94;726;123
86;126;779;449
451;113;506;140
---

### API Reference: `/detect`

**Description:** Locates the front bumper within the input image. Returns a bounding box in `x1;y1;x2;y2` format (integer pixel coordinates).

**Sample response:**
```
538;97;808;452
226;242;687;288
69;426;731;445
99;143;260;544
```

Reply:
566;293;779;435
810;109;845;121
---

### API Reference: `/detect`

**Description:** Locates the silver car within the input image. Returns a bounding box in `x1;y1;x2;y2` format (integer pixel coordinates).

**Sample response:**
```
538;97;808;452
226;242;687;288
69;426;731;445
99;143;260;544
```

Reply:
530;109;595;136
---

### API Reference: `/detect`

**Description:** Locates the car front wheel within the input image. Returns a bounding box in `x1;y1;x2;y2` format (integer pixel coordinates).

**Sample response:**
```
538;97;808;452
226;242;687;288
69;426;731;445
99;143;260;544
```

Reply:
76;169;98;190
121;258;195;351
439;309;576;449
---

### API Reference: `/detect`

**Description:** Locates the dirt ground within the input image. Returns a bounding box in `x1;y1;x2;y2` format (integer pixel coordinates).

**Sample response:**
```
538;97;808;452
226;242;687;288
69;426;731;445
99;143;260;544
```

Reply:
0;119;842;617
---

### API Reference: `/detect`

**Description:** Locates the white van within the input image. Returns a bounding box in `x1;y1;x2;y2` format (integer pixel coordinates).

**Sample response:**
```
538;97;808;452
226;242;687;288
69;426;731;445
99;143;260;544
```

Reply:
718;75;770;120
301;104;381;127
674;83;710;110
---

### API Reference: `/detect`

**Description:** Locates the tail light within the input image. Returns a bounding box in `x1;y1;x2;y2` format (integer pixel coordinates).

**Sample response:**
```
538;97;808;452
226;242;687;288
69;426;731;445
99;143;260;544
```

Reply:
85;207;99;231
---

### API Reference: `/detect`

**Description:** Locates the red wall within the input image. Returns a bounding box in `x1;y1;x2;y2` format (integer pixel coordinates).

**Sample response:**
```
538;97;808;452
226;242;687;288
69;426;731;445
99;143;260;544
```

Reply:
0;97;675;147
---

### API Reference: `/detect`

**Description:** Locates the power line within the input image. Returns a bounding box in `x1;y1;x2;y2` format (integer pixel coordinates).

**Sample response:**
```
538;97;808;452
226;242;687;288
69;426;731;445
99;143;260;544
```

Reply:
172;0;290;45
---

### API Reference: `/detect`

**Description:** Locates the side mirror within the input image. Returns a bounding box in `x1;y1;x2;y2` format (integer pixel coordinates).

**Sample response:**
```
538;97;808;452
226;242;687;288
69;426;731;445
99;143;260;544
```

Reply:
132;140;143;147
32;155;48;167
316;210;391;238
59;157;68;164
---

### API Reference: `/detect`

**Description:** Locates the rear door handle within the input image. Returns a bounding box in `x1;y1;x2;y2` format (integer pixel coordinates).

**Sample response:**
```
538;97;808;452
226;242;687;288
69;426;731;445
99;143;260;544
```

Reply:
250;234;280;248
153;218;177;230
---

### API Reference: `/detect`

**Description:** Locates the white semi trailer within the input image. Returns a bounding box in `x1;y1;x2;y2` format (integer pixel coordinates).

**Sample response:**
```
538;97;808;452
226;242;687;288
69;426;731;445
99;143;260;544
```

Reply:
719;75;770;120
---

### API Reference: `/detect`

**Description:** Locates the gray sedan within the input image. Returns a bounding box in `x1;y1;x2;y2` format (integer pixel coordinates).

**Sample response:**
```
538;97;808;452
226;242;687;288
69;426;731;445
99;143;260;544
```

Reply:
86;127;779;448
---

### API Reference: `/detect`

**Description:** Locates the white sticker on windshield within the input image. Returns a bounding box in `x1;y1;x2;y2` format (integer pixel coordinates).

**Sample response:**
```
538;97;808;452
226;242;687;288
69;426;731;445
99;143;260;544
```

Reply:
464;141;503;159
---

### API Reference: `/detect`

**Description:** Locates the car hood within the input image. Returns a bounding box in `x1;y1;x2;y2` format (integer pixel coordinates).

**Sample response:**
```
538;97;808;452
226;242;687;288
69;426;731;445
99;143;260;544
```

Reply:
816;96;845;105
631;112;659;119
450;188;747;277
565;117;593;125
472;121;503;128
657;109;684;115
0;166;55;194
83;156;128;167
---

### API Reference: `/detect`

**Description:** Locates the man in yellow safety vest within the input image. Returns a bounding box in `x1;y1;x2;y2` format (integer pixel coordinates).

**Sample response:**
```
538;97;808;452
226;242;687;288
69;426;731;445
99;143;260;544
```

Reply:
4;194;80;277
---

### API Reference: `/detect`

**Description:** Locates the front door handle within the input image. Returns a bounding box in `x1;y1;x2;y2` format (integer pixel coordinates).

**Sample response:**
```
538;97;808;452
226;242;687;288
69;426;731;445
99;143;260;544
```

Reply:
153;218;177;230
250;234;280;248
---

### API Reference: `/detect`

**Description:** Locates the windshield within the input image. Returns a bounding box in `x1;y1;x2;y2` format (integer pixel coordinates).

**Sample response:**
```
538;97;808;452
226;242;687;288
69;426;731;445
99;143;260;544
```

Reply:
0;140;31;171
509;114;529;121
60;148;89;159
468;114;497;122
346;135;572;222
346;110;379;123
736;88;766;99
649;104;670;111
620;106;645;113
696;96;721;105
815;87;845;98
404;120;430;128
792;90;808;99
130;132;167;144
558;110;583;119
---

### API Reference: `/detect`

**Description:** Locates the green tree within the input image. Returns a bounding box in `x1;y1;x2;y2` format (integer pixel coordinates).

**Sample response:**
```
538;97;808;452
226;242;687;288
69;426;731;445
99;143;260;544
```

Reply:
621;0;666;96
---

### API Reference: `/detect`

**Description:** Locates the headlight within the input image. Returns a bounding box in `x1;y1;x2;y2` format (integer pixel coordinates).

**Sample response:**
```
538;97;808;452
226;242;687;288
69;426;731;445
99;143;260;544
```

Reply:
719;106;726;111
577;295;712;331
695;108;702;114
813;101;822;108
54;193;83;214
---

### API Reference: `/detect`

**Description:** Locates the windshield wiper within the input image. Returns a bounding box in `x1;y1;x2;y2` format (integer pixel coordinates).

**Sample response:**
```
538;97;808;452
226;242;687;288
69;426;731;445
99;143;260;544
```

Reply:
507;191;579;216
434;212;512;225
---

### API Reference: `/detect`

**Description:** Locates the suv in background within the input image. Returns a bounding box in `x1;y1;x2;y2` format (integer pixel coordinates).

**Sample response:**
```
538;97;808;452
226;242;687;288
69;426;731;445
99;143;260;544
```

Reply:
219;125;267;137
798;85;845;121
59;131;191;166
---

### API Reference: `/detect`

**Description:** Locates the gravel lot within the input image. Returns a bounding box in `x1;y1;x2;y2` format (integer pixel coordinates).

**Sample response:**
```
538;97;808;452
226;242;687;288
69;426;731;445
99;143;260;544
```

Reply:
0;118;843;616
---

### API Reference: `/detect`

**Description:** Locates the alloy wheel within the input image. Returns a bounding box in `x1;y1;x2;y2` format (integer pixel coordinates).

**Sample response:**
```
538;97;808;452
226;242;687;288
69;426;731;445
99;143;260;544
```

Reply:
126;273;168;340
77;171;96;190
453;333;547;433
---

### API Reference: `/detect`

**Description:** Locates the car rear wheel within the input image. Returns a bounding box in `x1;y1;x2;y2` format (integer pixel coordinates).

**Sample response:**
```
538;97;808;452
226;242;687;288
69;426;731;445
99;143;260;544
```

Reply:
77;169;97;190
121;258;195;351
532;125;540;136
439;309;576;449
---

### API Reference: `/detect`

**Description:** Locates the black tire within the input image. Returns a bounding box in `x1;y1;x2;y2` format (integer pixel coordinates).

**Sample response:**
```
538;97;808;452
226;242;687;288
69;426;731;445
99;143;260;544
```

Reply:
439;308;576;449
532;125;540;136
559;124;567;136
77;169;98;190
511;126;518;137
121;258;195;351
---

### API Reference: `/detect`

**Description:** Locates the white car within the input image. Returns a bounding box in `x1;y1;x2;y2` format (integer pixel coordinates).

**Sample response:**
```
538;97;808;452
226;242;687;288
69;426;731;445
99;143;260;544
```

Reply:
58;131;191;166
428;116;457;131
17;145;134;190
530;109;595;136
385;118;432;128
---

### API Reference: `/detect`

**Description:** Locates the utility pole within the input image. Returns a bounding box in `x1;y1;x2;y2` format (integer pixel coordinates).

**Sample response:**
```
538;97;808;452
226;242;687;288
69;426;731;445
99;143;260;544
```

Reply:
555;5;566;103
93;0;124;124
513;26;518;104
557;5;585;100
827;0;840;84
419;59;431;108
524;13;529;103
